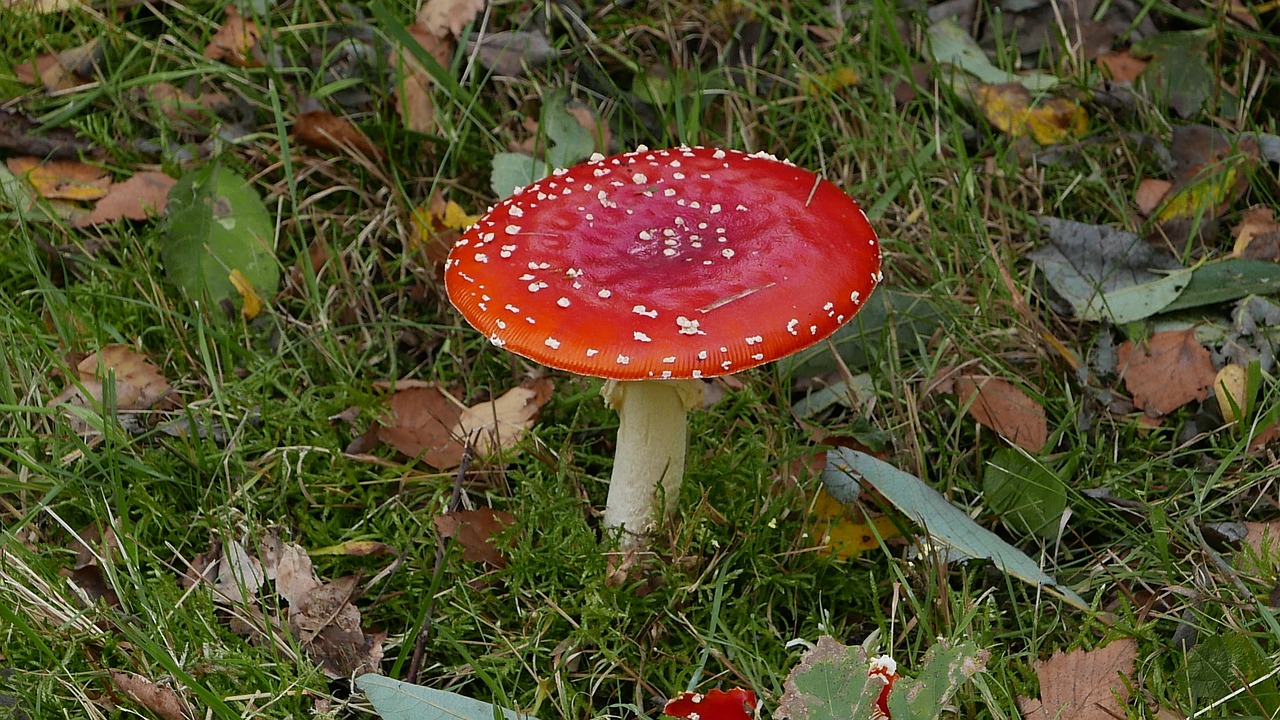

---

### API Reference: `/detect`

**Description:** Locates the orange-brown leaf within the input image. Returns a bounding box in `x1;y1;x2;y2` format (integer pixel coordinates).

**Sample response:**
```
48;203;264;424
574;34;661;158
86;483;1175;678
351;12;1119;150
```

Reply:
73;171;176;227
376;385;465;468
294;110;386;160
1117;329;1217;416
6;156;110;201
434;508;514;567
1018;638;1137;720
203;6;264;68
954;376;1048;452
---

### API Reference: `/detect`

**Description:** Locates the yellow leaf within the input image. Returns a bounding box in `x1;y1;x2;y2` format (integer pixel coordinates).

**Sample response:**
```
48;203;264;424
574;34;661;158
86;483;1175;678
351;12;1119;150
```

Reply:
819;514;901;559
440;200;480;230
801;67;860;95
974;83;1087;146
1215;363;1248;424
6;156;110;201
229;269;263;319
1157;166;1239;222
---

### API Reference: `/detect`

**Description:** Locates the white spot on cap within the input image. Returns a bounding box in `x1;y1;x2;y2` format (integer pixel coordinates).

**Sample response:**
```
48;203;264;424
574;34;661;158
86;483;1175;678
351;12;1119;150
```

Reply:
616;354;630;365
474;253;489;263
697;350;708;360
677;316;704;335
489;334;506;347
509;206;524;218
586;348;599;357
557;297;571;308
634;332;652;342
589;152;605;162
710;203;722;213
598;289;612;298
662;356;676;363
632;173;648;184
692;370;703;378
545;338;561;349
787;319;799;335
632;305;658;318
506;224;522;234
505;304;520;313
745;335;763;345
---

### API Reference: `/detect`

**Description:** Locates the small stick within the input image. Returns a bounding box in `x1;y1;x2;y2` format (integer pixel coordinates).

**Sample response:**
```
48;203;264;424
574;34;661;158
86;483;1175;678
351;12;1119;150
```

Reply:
406;446;471;683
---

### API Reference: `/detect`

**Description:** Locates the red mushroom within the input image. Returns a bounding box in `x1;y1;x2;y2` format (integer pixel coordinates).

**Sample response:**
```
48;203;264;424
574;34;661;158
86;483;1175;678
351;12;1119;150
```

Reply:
445;146;880;544
868;654;900;718
663;688;758;720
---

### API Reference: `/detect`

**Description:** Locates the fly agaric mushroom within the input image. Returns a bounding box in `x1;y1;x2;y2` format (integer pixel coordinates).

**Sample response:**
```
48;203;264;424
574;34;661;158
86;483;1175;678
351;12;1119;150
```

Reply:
444;146;880;544
868;654;900;718
664;688;758;720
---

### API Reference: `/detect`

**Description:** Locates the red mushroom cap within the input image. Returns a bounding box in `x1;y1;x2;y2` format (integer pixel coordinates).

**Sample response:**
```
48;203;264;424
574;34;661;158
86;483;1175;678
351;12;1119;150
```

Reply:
663;688;758;720
445;146;881;381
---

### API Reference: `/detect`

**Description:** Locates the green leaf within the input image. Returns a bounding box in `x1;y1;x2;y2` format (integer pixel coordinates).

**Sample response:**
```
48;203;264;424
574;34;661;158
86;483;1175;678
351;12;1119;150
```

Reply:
541;95;593;170
355;675;536;720
776;638;882;720
1161;259;1280;313
779;288;949;378
160;163;278;312
982;448;1068;539
826;447;1088;609
886;641;988;720
926;19;1058;92
490;152;551;200
1131;30;1216;118
1186;635;1280;715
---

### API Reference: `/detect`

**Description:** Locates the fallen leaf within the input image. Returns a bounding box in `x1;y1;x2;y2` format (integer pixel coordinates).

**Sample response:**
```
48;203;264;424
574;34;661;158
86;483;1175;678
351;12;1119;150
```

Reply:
0;107;94;158
434;508;515;567
37;39;101;92
800;66;860;95
203;6;264;68
392;24;453;135
954;376;1047;452
453;377;554;456
1131;30;1214;117
49;345;173;434
416;0;485;39
228;269;264;319
1231;207;1280;260
1095;49;1147;84
1134;178;1171;216
110;672;187;720
1214;363;1248;423
1017;638;1137;720
214;538;266;603
973;83;1088;146
2;0;79;13
310;540;397;557
376;384;465;468
294;110;386;160
6;157;109;201
73;171;176;227
472;29;557;77
409;194;479;266
288;575;384;678
1117;329;1217;416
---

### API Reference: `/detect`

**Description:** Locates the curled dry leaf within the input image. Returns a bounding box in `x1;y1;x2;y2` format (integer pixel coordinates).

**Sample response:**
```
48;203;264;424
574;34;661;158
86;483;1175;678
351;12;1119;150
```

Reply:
1231;207;1280;261
416;0;485;39
453;377;554;456
294;110;386;160
110;672;187;720
1017;638;1137;720
6;156;109;201
203;6;265;68
376;384;465;468
954;376;1048;452
434;508;515;567
1117;328;1216;416
73;171;176;227
49;345;173;434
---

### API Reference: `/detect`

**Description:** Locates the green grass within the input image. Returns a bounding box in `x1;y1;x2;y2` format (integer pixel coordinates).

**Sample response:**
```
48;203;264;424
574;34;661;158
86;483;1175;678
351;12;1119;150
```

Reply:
2;0;1280;718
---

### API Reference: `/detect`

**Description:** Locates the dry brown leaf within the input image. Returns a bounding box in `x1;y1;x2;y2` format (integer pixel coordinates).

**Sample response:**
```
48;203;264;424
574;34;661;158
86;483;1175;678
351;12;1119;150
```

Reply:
434;508;515;567
1134;178;1172;216
294;110;386;160
454;377;554;455
954;376;1047;452
38;39;101;92
1017;638;1137;720
376;385;465;468
110;672;187;720
392;24;453;134
203;6;264;68
73;171;176;227
416;0;485;39
1095;50;1147;84
1231;207;1280;260
1117;329;1217;416
2;0;80;14
287;575;383;678
49;345;173;434
6;156;110;201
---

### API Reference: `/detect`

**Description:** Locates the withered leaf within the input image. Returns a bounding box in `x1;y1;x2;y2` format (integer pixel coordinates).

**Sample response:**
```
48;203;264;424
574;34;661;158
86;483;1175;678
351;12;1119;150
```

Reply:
73;171;176;227
1117;329;1216;416
110;672;187;720
434;508;515;567
294;110;386;160
1018;638;1137;720
376;385;465;468
955;376;1048;452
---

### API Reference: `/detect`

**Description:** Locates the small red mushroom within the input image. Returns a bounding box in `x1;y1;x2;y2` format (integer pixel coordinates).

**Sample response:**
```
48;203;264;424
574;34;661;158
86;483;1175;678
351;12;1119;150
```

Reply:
445;146;881;544
663;688;758;720
868;654;900;719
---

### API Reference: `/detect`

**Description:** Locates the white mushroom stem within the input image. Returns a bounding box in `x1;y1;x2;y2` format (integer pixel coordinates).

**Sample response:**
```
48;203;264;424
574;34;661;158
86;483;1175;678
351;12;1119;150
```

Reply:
600;379;704;544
